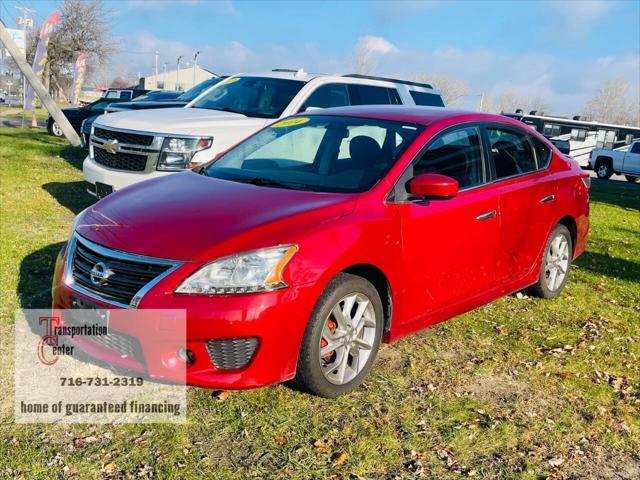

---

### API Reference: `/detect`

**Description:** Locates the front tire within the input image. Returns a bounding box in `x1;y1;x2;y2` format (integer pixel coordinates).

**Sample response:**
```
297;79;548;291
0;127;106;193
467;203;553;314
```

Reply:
595;158;613;179
625;175;639;184
526;224;572;299
295;273;383;397
48;119;63;137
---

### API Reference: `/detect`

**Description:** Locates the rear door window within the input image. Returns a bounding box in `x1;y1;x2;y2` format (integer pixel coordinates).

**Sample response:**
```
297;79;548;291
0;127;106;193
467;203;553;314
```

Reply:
302;83;350;110
487;127;537;179
348;84;401;105
409;91;445;107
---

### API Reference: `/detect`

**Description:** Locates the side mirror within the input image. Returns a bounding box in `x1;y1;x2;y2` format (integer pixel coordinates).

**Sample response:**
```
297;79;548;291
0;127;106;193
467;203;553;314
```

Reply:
408;173;459;199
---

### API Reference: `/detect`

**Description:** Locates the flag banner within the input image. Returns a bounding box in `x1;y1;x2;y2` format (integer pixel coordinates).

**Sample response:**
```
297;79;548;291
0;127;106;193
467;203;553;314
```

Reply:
70;54;88;106
24;11;61;111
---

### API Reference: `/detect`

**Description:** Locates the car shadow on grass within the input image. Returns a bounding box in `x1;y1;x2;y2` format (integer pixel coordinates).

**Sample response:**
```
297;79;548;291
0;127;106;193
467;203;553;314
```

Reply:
17;242;64;311
42;181;95;215
575;251;640;283
59;145;86;170
590;180;640;212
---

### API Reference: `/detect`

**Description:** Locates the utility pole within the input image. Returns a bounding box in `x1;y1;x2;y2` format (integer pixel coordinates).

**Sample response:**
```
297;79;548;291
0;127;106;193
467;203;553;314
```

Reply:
0;22;80;145
193;50;200;87
176;55;183;91
154;50;159;86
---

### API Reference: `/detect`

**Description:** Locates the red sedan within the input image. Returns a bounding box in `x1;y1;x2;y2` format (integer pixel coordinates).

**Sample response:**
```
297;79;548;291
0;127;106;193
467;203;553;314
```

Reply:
52;106;589;397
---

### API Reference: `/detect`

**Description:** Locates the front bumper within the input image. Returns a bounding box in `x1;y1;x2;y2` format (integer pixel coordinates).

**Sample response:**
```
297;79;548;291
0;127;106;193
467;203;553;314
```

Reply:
51;247;318;389
83;155;172;194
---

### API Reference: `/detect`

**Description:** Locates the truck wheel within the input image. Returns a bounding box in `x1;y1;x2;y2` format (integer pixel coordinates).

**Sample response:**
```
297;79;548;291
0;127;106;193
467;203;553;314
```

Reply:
47;119;63;137
595;158;612;179
295;273;383;398
625;176;639;184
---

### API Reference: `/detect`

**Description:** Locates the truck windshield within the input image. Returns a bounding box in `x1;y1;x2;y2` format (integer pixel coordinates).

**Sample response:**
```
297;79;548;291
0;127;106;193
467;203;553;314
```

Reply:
178;78;223;102
190;76;305;118
204;115;423;193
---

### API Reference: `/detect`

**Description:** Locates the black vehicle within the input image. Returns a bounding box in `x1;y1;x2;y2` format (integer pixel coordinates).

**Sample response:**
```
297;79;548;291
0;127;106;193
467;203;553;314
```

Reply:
105;78;224;113
47;88;148;137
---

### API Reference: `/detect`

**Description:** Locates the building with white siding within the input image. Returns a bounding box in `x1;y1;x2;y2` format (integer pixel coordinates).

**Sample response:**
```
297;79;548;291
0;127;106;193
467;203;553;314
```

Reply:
142;65;217;92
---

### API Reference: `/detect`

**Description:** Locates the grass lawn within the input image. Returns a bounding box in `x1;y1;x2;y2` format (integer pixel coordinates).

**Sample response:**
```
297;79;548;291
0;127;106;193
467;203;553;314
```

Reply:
0;106;55;123
0;129;639;479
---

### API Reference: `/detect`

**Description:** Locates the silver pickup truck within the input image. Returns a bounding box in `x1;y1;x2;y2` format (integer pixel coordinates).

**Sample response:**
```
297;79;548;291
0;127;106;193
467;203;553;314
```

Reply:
589;140;640;183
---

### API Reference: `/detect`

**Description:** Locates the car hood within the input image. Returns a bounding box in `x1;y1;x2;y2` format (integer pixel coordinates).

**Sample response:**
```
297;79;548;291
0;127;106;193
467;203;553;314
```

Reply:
108;100;188;111
76;172;357;262
94;107;266;136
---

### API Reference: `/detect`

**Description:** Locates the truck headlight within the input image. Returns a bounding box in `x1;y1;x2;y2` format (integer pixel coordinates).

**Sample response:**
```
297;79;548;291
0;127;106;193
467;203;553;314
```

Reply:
157;136;213;171
175;245;298;295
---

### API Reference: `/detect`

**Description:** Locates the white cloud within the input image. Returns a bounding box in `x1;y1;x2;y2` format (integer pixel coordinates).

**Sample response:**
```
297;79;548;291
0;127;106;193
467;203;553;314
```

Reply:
543;0;614;38
355;35;398;56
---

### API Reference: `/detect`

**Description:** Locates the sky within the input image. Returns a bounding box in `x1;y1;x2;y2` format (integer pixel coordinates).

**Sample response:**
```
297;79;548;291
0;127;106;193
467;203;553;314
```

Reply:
2;0;639;115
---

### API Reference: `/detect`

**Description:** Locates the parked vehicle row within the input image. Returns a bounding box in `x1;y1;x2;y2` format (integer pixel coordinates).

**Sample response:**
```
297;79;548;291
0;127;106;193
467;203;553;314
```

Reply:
82;70;446;197
78;78;225;147
590;140;640;183
47;88;149;137
503;110;640;168
53;99;590;396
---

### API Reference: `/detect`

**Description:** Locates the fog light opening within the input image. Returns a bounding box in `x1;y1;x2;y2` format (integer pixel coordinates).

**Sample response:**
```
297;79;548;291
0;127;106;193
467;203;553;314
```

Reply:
178;348;195;366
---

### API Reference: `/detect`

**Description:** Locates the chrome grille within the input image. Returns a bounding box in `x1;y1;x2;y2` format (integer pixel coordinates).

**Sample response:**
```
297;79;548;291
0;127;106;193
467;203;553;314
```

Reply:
206;338;259;370
93;148;147;172
69;235;177;307
94;127;154;146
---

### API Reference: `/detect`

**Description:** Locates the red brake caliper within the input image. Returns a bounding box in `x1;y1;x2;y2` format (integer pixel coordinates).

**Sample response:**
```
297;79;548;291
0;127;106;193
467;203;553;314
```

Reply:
320;318;338;361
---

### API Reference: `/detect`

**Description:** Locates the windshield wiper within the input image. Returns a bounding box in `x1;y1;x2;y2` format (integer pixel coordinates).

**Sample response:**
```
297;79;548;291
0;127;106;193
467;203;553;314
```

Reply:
238;177;300;190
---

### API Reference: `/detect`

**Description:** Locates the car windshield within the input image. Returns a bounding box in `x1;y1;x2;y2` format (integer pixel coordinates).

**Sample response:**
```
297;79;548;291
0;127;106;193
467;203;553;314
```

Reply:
204;115;423;193
178;78;223;102
190;76;305;118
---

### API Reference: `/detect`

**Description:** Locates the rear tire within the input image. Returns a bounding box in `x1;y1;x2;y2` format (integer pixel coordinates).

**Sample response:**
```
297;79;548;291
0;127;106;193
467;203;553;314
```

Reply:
625;175;639;184
595;158;613;179
295;273;383;398
526;224;573;299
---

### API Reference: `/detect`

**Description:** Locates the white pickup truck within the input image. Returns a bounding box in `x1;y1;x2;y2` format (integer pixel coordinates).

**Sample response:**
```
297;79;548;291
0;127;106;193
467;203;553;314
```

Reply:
589;140;640;183
83;70;445;197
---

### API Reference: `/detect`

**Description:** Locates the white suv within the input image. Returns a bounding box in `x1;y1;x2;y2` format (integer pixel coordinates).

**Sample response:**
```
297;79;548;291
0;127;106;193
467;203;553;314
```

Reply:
84;70;445;197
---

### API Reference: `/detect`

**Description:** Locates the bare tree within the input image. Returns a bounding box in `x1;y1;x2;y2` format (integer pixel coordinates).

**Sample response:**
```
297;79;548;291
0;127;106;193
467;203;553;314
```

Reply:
492;93;548;115
351;36;396;74
25;0;115;96
412;74;470;106
582;78;639;126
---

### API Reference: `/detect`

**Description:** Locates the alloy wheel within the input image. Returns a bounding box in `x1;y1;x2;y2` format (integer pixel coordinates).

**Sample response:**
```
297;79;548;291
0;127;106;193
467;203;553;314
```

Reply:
597;165;609;178
544;234;570;291
52;122;63;136
319;293;377;385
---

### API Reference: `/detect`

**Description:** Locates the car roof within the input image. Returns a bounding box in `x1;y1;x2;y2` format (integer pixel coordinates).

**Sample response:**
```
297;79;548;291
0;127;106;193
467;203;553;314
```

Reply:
301;105;522;127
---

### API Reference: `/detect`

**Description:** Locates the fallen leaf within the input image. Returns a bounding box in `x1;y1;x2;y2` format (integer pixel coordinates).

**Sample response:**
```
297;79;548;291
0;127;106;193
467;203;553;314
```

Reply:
548;456;564;467
275;435;288;445
331;451;348;465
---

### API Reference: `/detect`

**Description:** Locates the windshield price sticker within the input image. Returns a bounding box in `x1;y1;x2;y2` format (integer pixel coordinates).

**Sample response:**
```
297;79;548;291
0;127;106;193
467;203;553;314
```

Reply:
14;309;187;424
271;117;310;128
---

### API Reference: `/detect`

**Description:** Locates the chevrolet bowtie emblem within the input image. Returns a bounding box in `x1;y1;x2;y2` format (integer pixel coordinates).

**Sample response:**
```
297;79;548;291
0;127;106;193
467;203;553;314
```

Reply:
103;139;119;154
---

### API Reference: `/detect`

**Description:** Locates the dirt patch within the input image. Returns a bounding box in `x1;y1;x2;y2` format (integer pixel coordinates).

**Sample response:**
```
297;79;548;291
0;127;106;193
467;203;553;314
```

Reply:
465;374;527;402
567;447;640;480
376;344;410;372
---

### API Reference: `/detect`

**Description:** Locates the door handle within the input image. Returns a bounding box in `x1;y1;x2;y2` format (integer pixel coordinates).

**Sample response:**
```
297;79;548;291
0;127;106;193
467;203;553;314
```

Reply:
475;210;497;221
539;194;555;204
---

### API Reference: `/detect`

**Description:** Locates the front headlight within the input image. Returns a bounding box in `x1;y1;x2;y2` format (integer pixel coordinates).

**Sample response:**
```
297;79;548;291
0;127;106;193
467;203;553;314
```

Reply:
157;136;213;171
175;245;298;295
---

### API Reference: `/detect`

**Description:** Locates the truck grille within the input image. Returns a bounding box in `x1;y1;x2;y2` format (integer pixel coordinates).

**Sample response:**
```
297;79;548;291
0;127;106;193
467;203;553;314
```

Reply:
93;127;154;146
70;235;175;307
94;148;147;172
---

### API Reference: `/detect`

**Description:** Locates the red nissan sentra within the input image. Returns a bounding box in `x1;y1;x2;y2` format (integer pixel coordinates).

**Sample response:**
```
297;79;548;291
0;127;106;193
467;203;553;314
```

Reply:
52;106;589;397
